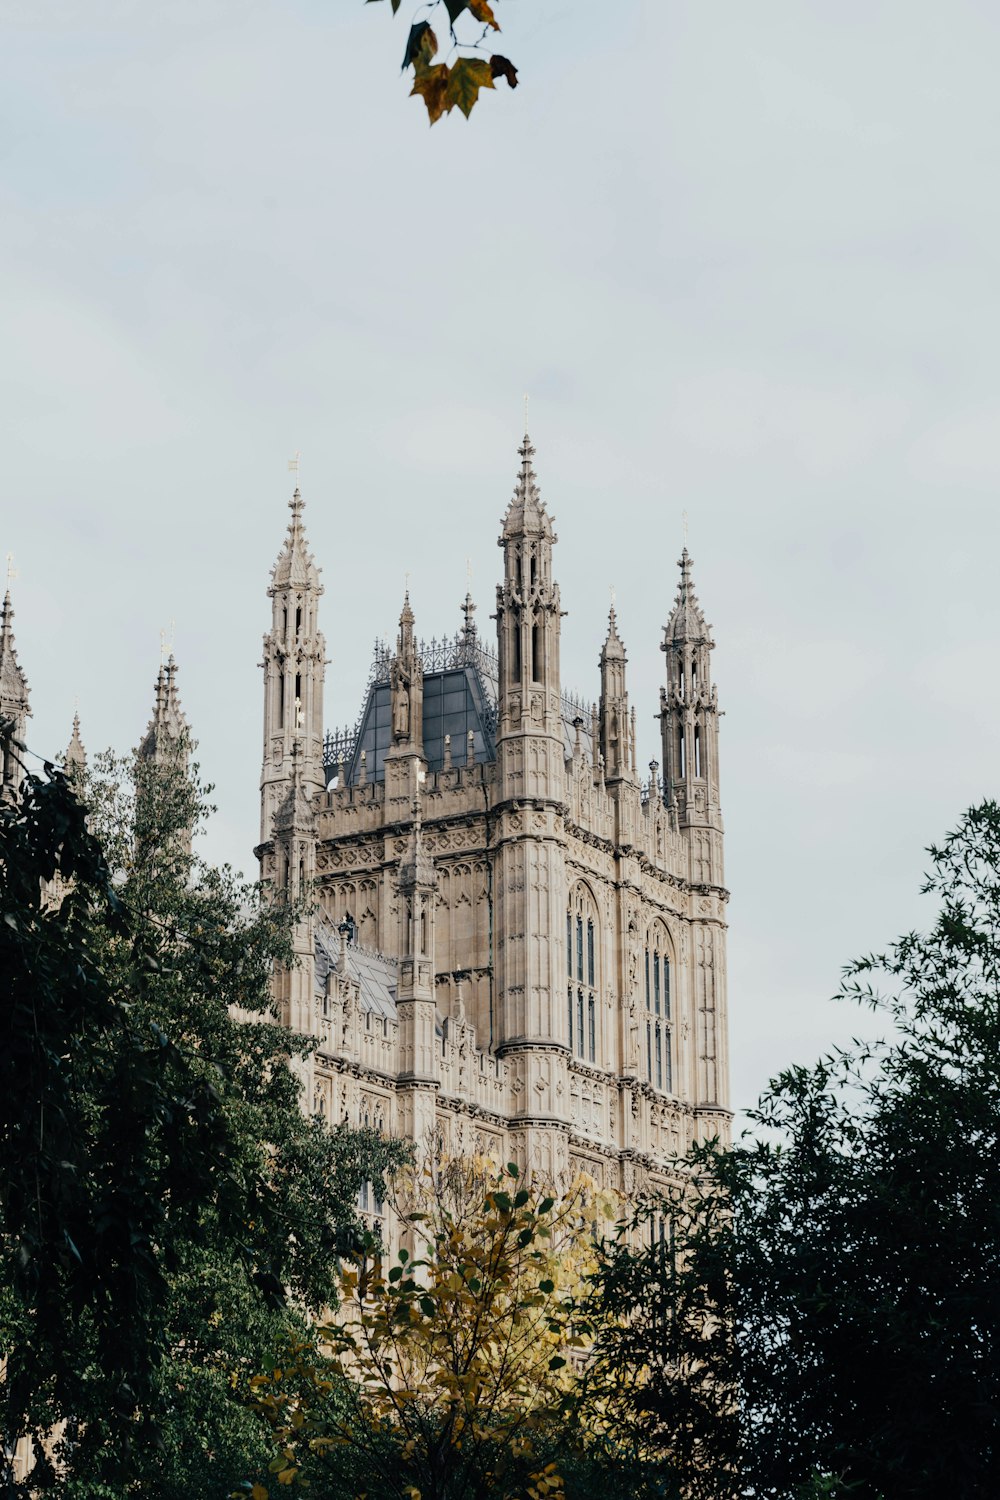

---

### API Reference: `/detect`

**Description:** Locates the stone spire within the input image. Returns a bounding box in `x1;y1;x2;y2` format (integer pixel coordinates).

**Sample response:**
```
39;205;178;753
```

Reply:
385;588;425;809
599;602;633;782
0;589;31;795
663;548;712;648
502;432;554;541
270;488;321;593
65;712;87;780
495;429;563;796
139;654;189;764
260;485;326;845
659;550;722;849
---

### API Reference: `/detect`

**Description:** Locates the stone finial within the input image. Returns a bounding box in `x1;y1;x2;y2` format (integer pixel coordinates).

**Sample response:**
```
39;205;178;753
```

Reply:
139;653;190;763
601;601;626;660
461;590;477;648
662;548;713;648
65;712;87;776
269;487;322;595
398;590;416;653
501;432;555;541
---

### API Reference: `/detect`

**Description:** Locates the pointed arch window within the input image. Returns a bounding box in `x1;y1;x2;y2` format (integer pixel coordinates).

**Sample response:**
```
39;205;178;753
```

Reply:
567;885;600;1064
644;924;674;1094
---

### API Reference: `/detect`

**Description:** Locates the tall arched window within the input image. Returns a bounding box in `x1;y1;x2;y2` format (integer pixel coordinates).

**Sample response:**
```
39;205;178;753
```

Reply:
567;884;600;1064
644;923;673;1093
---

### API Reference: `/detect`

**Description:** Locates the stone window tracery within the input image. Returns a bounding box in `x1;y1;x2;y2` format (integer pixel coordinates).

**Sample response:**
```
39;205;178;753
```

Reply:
644;922;673;1093
567;884;599;1064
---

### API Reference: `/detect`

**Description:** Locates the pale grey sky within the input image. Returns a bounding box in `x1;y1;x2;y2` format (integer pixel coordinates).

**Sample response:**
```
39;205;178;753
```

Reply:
4;1;1000;1117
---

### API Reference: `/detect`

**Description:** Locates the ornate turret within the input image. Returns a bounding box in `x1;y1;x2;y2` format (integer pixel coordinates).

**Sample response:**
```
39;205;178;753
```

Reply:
260;488;326;845
491;429;570;1182
495;432;564;800
0;589;30;796
396;772;439;1143
271;738;318;1042
598;603;634;782
390;593;422;750
385;589;426;811
659;549;723;871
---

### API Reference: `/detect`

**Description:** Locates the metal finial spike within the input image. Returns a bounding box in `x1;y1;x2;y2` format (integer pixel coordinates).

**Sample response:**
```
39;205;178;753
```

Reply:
523;392;529;434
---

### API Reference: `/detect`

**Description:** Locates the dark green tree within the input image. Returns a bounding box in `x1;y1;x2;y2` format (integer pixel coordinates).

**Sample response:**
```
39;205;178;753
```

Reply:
588;802;1000;1500
0;731;404;1497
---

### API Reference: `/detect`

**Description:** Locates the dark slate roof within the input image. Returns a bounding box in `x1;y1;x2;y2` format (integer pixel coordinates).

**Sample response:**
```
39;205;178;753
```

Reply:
315;923;398;1021
324;631;593;789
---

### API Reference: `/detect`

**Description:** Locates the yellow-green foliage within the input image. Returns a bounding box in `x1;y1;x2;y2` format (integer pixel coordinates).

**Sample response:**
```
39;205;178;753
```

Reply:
245;1156;618;1500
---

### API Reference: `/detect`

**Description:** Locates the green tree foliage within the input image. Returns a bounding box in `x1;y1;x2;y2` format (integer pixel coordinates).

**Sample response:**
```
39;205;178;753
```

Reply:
0;736;404;1497
588;802;1000;1499
246;1158;622;1500
367;0;518;124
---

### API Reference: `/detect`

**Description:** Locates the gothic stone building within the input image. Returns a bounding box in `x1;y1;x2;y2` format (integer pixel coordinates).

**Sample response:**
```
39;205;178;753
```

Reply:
256;433;731;1198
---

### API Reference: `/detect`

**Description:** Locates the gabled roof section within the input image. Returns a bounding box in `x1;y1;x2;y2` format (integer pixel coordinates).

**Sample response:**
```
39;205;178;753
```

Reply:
314;922;398;1021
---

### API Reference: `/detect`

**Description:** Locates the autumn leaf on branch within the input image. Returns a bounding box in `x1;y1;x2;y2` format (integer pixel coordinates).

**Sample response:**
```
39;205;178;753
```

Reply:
371;0;518;122
446;56;495;119
411;62;451;125
468;0;501;28
402;20;438;71
490;53;518;88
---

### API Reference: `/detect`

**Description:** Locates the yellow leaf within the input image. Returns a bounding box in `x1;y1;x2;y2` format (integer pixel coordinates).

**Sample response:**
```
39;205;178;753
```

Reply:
251;1487;269;1500
408;58;449;121
445;56;495;119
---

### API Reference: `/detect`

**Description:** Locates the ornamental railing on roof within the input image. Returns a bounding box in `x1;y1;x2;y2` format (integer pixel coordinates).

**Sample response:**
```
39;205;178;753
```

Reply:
322;629;589;774
370;629;498;685
323;725;359;770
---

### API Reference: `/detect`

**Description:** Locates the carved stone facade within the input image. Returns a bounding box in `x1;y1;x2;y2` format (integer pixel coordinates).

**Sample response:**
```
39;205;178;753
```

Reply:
255;434;731;1202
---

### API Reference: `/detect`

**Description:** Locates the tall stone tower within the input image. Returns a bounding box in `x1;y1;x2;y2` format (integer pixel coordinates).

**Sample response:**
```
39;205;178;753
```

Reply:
258;488;324;1061
0;589;31;797
260;488;326;845
492;433;572;1178
254;432;731;1202
395;778;439;1150
659;549;728;1124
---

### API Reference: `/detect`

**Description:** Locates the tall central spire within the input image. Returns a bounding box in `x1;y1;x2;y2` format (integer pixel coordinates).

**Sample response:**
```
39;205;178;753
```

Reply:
270;488;320;593
502;432;552;540
260;483;327;845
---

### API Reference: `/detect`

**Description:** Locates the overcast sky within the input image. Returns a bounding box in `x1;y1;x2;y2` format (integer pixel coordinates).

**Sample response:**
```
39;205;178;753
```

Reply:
4;0;1000;1119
